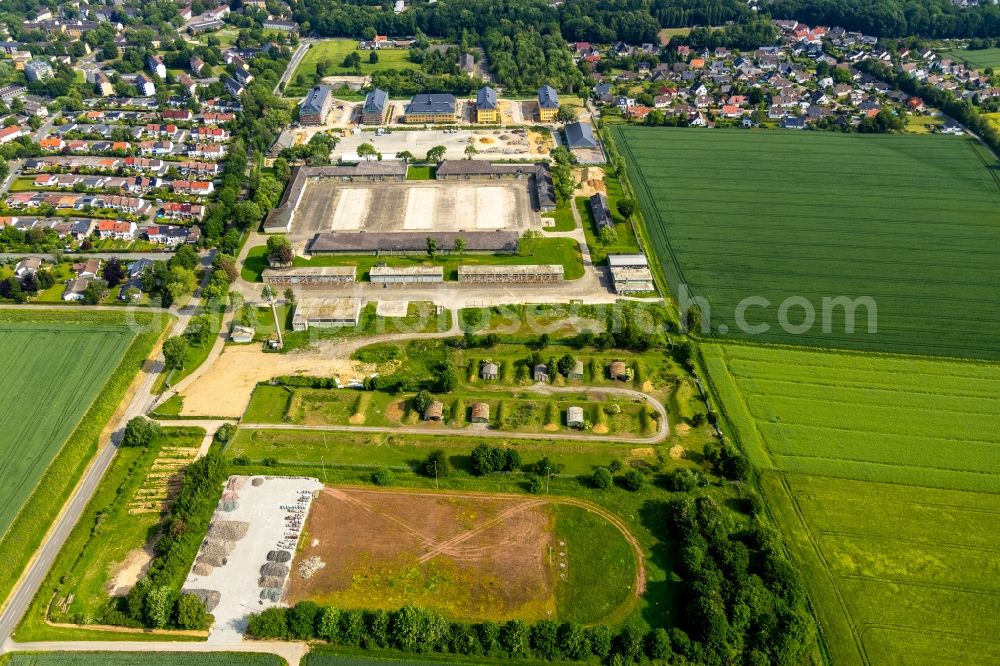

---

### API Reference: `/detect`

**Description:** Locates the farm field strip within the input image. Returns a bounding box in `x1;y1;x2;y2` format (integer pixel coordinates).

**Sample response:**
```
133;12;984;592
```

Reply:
704;344;1000;665
616;127;1000;358
0;323;133;537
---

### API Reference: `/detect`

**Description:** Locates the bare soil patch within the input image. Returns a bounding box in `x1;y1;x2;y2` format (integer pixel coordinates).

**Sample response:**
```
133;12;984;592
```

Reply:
286;488;557;621
179;343;373;417
574;167;607;197
107;547;153;597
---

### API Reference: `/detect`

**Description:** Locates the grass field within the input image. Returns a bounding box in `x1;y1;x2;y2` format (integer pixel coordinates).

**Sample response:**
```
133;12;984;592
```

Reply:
700;344;1000;665
615;127;1000;358
0;322;134;537
287;39;417;97
287;488;638;624
943;47;1000;69
241;239;584;283
2;654;286;665
226;428;682;478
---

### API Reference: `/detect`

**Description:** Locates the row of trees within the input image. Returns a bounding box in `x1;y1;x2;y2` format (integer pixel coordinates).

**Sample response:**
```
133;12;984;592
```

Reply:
248;602;672;663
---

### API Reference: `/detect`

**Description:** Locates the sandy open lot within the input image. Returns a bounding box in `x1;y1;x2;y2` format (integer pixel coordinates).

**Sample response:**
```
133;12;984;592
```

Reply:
178;343;374;418
286;487;557;621
290;179;538;245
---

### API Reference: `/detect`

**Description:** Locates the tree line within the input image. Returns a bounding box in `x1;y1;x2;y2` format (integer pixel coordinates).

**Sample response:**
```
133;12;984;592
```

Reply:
768;0;1000;39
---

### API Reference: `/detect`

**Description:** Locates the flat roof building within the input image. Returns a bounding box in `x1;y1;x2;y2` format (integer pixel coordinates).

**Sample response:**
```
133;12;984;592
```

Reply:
611;266;655;294
291;297;362;331
457;264;564;284
369;265;444;283
262;266;357;285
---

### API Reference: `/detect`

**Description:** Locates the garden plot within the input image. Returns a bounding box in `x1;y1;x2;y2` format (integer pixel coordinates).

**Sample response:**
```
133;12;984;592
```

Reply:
181;475;322;642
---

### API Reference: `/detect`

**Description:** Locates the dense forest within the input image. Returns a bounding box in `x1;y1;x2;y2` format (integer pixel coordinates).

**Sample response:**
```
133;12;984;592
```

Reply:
768;0;1000;39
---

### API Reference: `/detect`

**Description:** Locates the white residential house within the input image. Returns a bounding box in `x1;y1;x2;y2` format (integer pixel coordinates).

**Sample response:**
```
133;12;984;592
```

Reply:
135;73;155;97
147;54;166;79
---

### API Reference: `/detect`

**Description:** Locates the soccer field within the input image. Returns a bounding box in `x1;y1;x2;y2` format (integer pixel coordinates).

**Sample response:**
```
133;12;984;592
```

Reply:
0;322;133;537
615;127;1000;359
701;344;1000;665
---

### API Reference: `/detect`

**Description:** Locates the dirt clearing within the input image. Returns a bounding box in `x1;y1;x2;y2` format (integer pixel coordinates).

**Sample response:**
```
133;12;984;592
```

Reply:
287;488;557;621
178;343;374;418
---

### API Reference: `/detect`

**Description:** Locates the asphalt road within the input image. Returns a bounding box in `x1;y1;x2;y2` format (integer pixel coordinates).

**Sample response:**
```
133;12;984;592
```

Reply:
0;252;175;261
276;39;314;96
0;253;214;648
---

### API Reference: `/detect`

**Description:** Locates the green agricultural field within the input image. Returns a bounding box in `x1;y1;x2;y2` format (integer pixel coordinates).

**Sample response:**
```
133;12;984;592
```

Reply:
0;309;167;622
701;344;1000;665
3;653;286;666
0;322;134;537
287;39;417;97
944;47;1000;69
615;127;1000;358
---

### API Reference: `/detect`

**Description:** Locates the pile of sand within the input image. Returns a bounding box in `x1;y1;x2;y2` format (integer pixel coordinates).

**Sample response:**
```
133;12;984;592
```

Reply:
574;167;607;196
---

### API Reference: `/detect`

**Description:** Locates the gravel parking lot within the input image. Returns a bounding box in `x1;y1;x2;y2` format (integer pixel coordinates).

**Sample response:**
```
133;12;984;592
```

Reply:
181;475;323;642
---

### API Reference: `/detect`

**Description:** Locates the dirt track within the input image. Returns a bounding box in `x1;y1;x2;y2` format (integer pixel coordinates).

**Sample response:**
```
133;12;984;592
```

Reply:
287;486;645;626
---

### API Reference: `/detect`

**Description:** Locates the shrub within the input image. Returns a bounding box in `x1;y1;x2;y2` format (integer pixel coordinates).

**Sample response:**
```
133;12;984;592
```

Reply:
247;606;288;639
421;450;450;478
621;469;645;491
175;593;208;630
371;467;394;486
667;468;702;492
214;422;237;444
592;467;613;490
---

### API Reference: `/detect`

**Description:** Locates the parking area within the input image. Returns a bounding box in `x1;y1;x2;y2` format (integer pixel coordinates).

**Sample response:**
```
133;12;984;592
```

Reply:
181;475;323;642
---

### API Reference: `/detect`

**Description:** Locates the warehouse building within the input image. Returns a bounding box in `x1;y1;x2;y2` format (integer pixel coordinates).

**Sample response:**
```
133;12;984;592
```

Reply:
404;93;457;123
435;160;556;212
369;265;444;283
457;264;564;284
361;88;389;124
564;121;597;149
299;85;333;125
590;193;613;231
291;297;362;331
262;266;357;285
263;163;408;233
309;230;520;255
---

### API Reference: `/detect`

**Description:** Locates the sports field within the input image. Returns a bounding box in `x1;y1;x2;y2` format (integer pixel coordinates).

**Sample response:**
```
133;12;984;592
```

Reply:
701;344;1000;665
0;322;133;537
287;487;640;624
615;127;1000;358
944;47;1000;69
